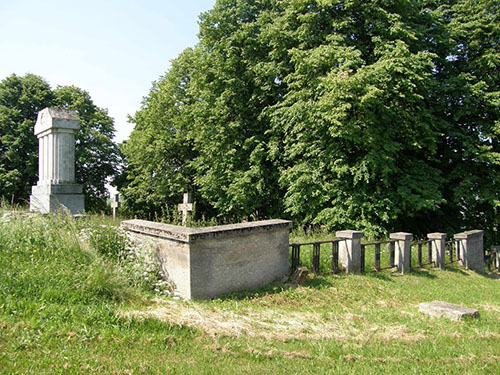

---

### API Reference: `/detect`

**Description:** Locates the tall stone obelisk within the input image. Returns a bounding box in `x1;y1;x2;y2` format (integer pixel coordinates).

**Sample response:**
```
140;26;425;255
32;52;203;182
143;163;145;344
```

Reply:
29;108;84;214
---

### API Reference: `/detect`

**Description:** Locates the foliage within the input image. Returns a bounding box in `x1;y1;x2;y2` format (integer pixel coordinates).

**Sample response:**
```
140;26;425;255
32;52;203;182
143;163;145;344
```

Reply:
78;223;171;295
123;0;499;240
0;74;120;211
122;50;199;219
432;0;500;241
267;1;446;236
52;86;120;211
0;74;53;201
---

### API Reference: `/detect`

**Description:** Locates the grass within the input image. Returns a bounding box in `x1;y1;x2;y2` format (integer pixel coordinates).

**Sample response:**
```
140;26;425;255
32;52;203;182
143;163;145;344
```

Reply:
1;209;500;374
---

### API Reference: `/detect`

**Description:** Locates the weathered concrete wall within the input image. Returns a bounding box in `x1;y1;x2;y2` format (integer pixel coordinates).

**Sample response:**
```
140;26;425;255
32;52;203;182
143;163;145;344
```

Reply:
155;238;191;299
189;228;290;299
121;219;292;299
455;230;485;273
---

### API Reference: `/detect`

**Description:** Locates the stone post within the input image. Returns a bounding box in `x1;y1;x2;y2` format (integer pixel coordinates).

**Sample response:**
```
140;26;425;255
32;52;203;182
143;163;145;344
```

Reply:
29;108;84;214
455;230;484;273
336;230;363;274
427;232;447;270
390;232;413;274
493;246;500;272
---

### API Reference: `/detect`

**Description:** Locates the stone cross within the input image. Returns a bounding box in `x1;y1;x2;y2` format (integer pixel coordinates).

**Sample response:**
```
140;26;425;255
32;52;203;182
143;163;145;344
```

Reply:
111;193;120;220
178;192;193;226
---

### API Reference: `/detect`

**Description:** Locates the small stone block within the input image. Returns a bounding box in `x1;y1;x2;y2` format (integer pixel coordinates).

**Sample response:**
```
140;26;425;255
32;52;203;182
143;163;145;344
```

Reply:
419;301;479;321
455;230;484;239
72;214;89;220
390;232;413;241
336;230;363;239
291;266;309;285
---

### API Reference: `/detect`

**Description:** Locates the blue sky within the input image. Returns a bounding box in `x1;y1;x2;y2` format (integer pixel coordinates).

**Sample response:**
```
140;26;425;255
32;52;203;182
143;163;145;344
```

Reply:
0;0;216;142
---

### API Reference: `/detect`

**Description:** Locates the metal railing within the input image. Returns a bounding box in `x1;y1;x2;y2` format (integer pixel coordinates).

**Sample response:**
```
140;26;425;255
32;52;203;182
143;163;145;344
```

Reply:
445;240;460;264
414;240;433;268
290;239;341;274
360;241;395;272
289;235;494;275
486;248;500;272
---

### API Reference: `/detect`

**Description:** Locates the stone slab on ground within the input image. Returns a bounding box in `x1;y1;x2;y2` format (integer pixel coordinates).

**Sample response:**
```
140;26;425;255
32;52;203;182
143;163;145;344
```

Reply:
419;301;479;321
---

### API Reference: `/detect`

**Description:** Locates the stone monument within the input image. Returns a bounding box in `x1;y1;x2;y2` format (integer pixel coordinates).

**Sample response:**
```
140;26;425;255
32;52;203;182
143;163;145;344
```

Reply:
29;108;84;214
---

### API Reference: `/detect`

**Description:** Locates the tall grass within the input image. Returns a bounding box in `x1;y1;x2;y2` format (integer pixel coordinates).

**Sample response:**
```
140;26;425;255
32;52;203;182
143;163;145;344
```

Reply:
0;212;138;318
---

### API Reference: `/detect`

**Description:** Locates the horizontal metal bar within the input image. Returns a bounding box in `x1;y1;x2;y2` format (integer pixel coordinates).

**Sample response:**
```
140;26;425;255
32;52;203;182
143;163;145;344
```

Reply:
289;239;341;247
412;240;431;245
362;240;395;246
375;265;395;271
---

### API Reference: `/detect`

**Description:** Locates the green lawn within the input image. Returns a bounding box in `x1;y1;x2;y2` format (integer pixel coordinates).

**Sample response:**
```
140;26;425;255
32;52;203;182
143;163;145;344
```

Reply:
1;211;499;374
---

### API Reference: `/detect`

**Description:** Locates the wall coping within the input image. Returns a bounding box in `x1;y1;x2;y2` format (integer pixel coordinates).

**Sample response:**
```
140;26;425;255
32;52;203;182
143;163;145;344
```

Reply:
336;230;363;239
455;230;484;239
427;232;447;240
121;219;293;243
390;232;413;241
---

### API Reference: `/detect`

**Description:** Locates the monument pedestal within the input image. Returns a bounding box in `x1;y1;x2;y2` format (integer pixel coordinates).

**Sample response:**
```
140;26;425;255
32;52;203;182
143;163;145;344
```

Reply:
29;108;84;214
30;184;84;214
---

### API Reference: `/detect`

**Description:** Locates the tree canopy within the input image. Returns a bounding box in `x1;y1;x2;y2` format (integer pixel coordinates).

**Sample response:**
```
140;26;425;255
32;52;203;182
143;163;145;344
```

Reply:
123;0;499;241
0;74;120;211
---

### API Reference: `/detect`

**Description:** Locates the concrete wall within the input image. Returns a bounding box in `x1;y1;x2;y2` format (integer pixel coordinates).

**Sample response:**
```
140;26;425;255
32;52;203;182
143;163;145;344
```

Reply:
455;230;484;273
121;219;292;300
155;238;191;299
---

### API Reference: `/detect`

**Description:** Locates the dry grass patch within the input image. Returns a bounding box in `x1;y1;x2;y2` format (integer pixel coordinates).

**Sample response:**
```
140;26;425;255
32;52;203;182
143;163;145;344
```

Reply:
122;298;426;342
479;303;500;313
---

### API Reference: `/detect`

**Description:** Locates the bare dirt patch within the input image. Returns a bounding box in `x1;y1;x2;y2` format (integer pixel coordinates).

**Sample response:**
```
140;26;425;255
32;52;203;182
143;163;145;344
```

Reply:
122;298;426;342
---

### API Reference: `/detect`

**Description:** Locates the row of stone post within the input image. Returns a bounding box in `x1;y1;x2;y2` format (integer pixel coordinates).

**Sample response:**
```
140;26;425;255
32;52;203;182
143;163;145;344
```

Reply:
336;229;485;274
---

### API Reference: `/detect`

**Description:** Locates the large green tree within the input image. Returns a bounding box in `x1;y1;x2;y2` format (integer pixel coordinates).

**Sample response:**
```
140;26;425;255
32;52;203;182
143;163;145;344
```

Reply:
0;74;120;211
123;0;499;241
52;86;120;211
264;0;449;236
0;74;53;201
122;50;199;219
433;0;500;240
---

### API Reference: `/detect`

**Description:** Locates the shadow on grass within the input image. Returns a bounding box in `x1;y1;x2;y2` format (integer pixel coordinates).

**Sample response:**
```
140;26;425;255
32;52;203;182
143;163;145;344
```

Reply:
363;272;394;282
441;266;470;276
215;264;488;301
484;272;500;280
408;268;438;279
441;265;500;278
214;273;340;301
304;275;338;288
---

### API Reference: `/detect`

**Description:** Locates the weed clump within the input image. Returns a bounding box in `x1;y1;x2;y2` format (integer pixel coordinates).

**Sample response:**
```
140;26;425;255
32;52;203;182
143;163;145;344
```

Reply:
78;224;171;295
0;211;171;322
